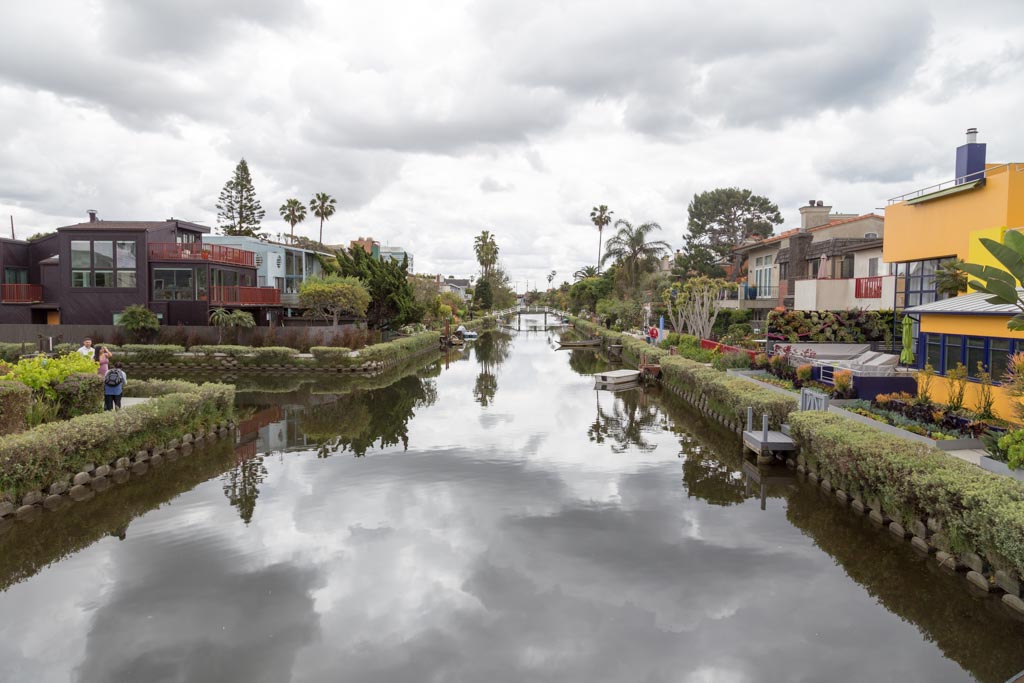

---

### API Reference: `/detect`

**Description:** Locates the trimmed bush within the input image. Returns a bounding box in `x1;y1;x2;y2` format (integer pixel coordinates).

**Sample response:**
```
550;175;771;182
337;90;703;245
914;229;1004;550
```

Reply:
247;346;300;363
0;382;234;500
788;411;1024;574
310;347;353;364
53;372;103;419
0;383;31;435
123;379;200;398
712;350;753;371
190;345;252;357
120;344;185;362
0;342;33;363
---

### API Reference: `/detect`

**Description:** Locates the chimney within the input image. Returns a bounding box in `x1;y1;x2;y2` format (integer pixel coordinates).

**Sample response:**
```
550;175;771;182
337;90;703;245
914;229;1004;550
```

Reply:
956;127;986;184
799;200;832;231
87;210;98;223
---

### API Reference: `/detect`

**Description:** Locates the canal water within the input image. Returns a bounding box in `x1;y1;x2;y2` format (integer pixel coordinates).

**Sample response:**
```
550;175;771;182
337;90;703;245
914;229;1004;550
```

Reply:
1;326;1023;682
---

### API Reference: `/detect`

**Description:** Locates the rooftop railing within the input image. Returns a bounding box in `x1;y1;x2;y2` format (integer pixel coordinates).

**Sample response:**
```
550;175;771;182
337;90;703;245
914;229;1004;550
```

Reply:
149;243;256;267
886;163;1024;205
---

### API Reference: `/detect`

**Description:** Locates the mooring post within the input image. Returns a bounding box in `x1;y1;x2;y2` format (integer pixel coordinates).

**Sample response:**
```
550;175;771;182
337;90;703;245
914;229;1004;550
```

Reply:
746;407;753;432
762;413;769;442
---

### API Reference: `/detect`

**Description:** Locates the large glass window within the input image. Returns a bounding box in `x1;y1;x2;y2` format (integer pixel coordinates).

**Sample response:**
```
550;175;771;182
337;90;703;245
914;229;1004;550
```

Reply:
944;335;962;375
71;241;91;268
966;337;986;378
991;339;1012;382
153;268;194;300
4;267;28;285
69;239;136;288
926;335;942;370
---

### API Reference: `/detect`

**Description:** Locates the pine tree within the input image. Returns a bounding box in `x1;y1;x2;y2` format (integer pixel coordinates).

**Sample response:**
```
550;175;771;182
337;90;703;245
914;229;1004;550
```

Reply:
216;159;267;237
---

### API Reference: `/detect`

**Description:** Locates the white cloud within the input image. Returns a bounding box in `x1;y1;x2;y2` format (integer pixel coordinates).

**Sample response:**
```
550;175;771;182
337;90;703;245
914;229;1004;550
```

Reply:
1;0;1023;282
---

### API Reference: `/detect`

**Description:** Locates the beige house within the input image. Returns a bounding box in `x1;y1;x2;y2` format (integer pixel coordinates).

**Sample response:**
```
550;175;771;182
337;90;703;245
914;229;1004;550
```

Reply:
729;201;890;311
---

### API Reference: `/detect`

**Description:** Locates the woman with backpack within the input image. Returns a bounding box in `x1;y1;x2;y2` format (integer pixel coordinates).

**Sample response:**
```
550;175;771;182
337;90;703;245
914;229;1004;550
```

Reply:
103;361;127;411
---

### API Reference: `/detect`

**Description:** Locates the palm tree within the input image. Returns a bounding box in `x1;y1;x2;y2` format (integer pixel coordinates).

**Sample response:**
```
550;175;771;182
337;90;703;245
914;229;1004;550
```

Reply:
935;258;968;298
309;193;337;246
473;231;499;279
590;205;613;273
574;265;599;281
210;308;256;344
601;219;670;291
279;198;307;241
547;270;556;288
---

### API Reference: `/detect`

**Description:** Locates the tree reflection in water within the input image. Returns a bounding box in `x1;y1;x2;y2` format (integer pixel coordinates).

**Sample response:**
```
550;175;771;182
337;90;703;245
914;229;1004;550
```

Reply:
300;374;438;457
222;455;268;524
588;388;663;453
472;331;512;407
567;349;611;376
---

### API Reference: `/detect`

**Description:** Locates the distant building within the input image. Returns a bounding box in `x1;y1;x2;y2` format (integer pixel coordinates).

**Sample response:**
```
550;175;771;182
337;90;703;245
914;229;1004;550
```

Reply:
379;244;413;271
440;276;472;301
730;203;887;312
0;212;279;325
205;235;331;316
349;236;380;259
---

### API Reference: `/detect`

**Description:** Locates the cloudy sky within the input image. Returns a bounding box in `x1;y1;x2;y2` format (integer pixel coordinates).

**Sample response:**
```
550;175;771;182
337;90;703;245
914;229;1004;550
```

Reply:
1;1;1023;286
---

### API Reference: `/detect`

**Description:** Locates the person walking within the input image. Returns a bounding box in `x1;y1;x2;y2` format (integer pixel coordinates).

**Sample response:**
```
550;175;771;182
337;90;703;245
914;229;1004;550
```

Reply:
649;325;659;346
95;346;111;377
103;361;127;411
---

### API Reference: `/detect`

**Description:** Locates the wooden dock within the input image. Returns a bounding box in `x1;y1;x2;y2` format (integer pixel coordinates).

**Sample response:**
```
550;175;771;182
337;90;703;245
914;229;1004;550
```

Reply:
742;407;796;463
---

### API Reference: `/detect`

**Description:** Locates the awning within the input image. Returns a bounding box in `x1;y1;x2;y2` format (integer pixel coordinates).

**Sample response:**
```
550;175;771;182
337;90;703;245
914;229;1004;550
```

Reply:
902;290;1021;316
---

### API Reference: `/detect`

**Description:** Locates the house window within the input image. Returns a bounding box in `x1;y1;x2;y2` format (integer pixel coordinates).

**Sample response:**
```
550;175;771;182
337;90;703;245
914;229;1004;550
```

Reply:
839;255;854;279
69;239;138;288
176;232;197;244
868;258;879;277
753;254;773;298
921;333;1016;383
153;268;195;300
778;262;788;281
4;267;28;285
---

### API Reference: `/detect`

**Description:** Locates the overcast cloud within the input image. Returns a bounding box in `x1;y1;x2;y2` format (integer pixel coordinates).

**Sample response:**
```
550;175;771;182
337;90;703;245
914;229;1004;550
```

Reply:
1;0;1023;286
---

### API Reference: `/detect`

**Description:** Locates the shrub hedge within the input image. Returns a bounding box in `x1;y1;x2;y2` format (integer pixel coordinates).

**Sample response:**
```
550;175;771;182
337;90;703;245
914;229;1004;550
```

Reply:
0;381;234;500
0;384;31;436
788;411;1024;575
53;372;103;419
310;346;352;364
0;342;33;363
120;344;185;362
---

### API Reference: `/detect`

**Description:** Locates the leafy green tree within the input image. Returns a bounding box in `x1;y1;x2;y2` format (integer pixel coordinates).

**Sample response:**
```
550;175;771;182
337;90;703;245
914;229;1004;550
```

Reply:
568;276;612;313
664;277;733;338
961;232;1024;330
310;192;337;245
935;258;968;298
474;231;499;279
209;308;256;344
279;198;307;241
600;219;670;291
674;243;726;279
117;304;160;342
473;278;494;309
299;275;371;326
590;205;613;272
216;159;266;237
327;246;423;328
685;188;782;262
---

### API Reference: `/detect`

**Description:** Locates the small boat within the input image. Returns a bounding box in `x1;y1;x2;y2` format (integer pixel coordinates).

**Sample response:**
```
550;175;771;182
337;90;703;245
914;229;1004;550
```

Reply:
592;369;642;386
557;338;601;349
594;380;640;392
462;330;479;340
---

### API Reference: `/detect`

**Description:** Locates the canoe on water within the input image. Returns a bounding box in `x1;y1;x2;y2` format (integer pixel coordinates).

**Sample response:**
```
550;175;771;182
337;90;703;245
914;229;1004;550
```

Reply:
557;339;601;349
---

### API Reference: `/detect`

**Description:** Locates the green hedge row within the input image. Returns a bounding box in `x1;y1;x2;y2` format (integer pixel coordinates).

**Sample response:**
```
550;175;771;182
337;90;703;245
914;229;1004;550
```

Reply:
0;381;234;500
788;412;1024;574
53;372;103;419
0;384;31;436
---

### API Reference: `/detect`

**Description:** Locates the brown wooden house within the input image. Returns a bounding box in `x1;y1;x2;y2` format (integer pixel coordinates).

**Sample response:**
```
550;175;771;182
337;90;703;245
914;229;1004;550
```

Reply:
0;212;280;326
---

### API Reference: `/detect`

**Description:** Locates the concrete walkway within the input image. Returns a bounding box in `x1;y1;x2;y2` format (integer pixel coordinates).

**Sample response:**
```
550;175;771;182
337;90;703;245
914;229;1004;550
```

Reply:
120;397;151;408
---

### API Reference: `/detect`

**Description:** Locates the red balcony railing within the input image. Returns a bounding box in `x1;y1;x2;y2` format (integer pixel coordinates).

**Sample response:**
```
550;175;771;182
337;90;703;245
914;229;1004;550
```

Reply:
1;284;43;303
210;285;281;305
149;243;255;267
855;276;883;299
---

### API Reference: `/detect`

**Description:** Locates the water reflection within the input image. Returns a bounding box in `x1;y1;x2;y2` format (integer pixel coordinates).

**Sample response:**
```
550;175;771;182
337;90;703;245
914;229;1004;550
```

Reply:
588;388;664;453
472;331;512;407
2;332;1024;682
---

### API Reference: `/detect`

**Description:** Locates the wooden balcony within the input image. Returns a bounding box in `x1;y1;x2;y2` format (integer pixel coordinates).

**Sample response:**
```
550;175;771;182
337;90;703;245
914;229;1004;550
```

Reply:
209;285;281;306
149;243;255;267
1;284;43;303
855;276;883;299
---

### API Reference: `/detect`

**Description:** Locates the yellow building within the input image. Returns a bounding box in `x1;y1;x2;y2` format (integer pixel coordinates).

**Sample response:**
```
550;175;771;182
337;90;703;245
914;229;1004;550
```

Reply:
887;130;1024;421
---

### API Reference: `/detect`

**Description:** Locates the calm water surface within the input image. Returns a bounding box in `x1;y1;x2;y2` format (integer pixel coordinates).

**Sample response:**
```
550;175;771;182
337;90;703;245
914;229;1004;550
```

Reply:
1;326;1023;683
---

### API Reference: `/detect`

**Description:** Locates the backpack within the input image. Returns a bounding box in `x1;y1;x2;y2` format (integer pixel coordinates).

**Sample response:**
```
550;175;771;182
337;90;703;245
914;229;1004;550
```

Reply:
104;369;123;388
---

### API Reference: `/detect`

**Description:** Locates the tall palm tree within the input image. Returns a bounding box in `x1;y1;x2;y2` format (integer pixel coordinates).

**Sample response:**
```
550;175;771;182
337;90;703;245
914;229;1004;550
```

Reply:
590;205;613;273
309;193;337;245
547;270;557;288
574;265;599;281
473;230;499;279
279;198;306;241
601;219;670;291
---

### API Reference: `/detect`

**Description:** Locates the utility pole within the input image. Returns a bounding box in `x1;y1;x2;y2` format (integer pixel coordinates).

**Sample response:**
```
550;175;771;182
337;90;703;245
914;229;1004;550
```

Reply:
9;215;13;239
